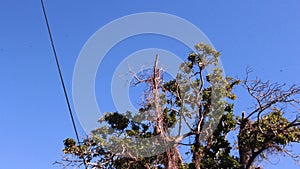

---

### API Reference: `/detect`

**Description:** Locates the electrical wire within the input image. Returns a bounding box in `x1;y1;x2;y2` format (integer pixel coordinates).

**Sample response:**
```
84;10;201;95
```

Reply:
40;0;87;168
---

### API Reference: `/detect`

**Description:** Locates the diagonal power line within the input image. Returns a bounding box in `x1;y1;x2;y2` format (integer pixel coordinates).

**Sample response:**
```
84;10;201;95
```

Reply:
40;2;87;167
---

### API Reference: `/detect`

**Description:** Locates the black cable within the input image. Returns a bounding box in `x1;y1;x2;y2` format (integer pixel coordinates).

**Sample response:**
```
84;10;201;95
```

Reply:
40;1;87;167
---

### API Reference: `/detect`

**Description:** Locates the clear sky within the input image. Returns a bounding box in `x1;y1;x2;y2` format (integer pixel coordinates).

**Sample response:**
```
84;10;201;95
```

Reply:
1;0;300;169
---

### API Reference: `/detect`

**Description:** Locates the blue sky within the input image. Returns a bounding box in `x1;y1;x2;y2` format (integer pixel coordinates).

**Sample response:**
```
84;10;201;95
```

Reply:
1;0;300;168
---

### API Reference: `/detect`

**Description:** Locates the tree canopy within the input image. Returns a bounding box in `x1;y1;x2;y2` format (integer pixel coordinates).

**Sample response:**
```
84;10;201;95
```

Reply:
57;43;300;169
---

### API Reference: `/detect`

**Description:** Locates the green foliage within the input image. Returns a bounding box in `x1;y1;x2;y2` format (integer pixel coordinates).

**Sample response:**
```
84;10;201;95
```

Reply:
59;43;300;169
200;112;241;169
104;112;130;130
239;109;300;157
163;108;177;128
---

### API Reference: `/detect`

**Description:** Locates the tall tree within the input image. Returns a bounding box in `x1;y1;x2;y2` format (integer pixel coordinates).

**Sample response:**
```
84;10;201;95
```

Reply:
57;43;300;169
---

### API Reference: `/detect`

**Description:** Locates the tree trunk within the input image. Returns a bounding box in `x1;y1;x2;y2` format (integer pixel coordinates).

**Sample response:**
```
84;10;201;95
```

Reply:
151;55;183;169
192;134;201;169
